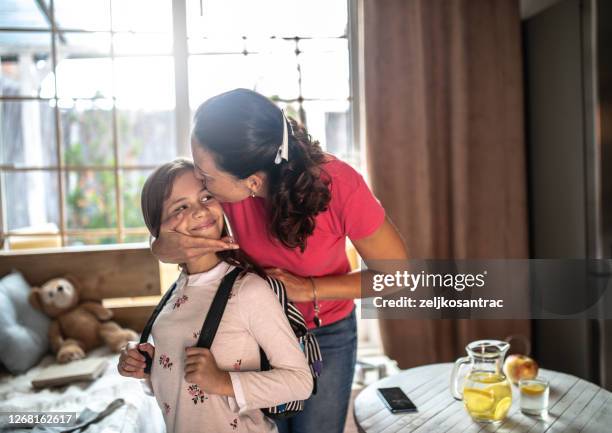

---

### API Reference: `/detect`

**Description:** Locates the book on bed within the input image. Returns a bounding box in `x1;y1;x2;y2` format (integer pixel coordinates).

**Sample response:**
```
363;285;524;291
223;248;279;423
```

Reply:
31;357;109;388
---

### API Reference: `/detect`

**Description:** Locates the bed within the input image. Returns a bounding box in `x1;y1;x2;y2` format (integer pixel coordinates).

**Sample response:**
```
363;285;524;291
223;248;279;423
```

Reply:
0;245;175;433
0;347;165;433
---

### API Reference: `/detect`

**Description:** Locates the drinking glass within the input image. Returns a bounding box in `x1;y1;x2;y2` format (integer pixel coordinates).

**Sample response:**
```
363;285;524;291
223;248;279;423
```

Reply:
519;377;549;417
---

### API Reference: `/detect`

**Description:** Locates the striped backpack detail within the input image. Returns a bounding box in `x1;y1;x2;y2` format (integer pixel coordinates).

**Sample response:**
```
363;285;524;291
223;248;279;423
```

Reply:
260;276;323;418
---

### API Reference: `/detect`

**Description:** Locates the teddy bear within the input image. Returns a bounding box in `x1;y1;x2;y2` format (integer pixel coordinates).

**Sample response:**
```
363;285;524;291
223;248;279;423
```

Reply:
29;276;139;363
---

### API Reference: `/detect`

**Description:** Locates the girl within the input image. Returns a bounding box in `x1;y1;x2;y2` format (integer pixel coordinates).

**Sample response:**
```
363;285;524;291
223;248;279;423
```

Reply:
153;89;408;433
118;158;312;433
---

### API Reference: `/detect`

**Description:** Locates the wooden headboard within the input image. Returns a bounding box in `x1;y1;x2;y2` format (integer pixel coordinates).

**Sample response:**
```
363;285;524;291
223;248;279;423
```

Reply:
0;244;177;332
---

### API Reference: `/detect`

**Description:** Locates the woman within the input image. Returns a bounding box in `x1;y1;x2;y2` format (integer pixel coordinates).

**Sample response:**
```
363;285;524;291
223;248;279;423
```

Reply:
153;89;407;433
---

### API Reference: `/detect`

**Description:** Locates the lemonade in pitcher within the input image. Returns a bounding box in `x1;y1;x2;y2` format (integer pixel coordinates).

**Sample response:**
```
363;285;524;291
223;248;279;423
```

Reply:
451;340;513;424
463;371;512;422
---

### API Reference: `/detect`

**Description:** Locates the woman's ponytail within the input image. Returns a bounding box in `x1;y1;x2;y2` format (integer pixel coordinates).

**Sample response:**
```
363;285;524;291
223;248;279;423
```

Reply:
267;118;331;252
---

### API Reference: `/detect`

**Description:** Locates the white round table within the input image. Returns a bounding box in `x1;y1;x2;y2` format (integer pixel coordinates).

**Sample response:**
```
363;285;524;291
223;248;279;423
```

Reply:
353;363;612;433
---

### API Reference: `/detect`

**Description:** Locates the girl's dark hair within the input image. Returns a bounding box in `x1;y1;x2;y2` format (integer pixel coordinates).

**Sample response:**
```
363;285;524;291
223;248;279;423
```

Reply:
141;158;264;277
192;88;331;252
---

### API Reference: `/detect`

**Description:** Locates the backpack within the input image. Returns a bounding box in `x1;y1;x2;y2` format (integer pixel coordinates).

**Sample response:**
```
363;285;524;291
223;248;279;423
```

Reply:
138;267;322;419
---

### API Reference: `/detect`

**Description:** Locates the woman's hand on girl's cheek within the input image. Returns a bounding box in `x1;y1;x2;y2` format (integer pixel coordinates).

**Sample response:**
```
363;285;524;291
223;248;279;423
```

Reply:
265;268;314;303
184;347;232;395
160;211;189;236
153;213;239;263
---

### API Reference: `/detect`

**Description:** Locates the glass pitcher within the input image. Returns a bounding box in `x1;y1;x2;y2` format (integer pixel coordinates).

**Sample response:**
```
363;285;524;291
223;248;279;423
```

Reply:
450;340;512;423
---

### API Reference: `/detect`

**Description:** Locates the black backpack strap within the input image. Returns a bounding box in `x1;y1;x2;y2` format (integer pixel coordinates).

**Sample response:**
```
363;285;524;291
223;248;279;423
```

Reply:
140;281;179;374
259;347;271;371
196;267;242;348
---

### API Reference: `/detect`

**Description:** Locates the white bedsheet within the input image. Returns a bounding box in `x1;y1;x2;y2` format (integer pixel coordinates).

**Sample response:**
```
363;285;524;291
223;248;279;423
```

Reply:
0;348;165;433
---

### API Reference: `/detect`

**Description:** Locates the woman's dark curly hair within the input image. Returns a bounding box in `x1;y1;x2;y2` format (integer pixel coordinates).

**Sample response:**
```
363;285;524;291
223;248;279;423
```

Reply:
192;88;331;252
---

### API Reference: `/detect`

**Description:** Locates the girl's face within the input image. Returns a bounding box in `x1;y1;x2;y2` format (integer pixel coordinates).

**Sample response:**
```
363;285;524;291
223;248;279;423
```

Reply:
161;170;225;239
191;136;253;203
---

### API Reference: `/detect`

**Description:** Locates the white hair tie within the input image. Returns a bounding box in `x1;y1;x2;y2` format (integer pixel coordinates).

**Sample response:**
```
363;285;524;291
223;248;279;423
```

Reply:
274;110;290;164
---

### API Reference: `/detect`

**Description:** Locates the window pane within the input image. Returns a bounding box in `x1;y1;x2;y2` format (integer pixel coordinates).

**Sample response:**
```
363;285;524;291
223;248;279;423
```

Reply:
0;31;53;97
247;39;300;100
1;100;57;166
188;37;244;55
187;0;293;37
4;170;59;231
118;109;176;165
188;52;299;108
189;54;249;108
113;33;173;56
187;0;262;38
114;57;175;107
293;0;348;37
111;0;172;33
55;32;112;99
114;57;176;165
301;99;355;164
55;0;111;31
186;0;346;38
60;99;114;166
299;39;349;100
122;168;153;229
0;1;50;29
189;39;299;104
65;170;117;229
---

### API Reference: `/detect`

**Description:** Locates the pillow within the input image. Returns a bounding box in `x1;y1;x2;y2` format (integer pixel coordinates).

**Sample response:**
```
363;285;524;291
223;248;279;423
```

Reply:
0;271;50;374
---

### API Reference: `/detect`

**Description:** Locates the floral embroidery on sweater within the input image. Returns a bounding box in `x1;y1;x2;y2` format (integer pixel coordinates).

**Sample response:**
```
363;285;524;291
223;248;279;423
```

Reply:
163;402;171;415
173;295;189;309
233;359;242;371
159;354;173;370
187;384;208;404
230;418;238;430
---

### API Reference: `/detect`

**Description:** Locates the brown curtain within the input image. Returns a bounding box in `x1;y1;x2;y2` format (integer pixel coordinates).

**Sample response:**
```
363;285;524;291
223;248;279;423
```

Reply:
363;0;530;367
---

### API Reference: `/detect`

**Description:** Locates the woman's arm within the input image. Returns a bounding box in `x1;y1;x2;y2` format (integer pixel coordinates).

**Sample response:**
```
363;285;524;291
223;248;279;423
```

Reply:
228;274;313;413
267;217;408;301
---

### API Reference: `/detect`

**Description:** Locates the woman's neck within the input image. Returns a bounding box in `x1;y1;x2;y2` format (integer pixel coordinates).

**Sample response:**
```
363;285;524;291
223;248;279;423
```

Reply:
185;253;221;275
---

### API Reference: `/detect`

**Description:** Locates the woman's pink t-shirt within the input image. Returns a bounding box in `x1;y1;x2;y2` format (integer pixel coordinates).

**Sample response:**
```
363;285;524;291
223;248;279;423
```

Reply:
222;157;385;328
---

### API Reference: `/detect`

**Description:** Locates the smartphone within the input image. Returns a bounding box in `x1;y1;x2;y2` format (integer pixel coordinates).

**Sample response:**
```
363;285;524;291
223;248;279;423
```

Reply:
222;213;235;240
377;387;418;413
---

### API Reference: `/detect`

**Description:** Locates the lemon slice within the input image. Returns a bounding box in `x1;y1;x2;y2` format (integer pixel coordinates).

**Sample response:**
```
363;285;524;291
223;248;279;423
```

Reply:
521;384;546;396
485;383;512;400
464;388;495;413
493;397;512;420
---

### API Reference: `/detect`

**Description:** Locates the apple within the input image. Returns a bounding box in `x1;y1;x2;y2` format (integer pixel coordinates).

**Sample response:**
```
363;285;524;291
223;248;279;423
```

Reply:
503;354;539;385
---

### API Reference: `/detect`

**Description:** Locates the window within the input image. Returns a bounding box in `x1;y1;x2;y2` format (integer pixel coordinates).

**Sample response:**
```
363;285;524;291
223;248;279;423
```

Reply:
0;0;358;250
